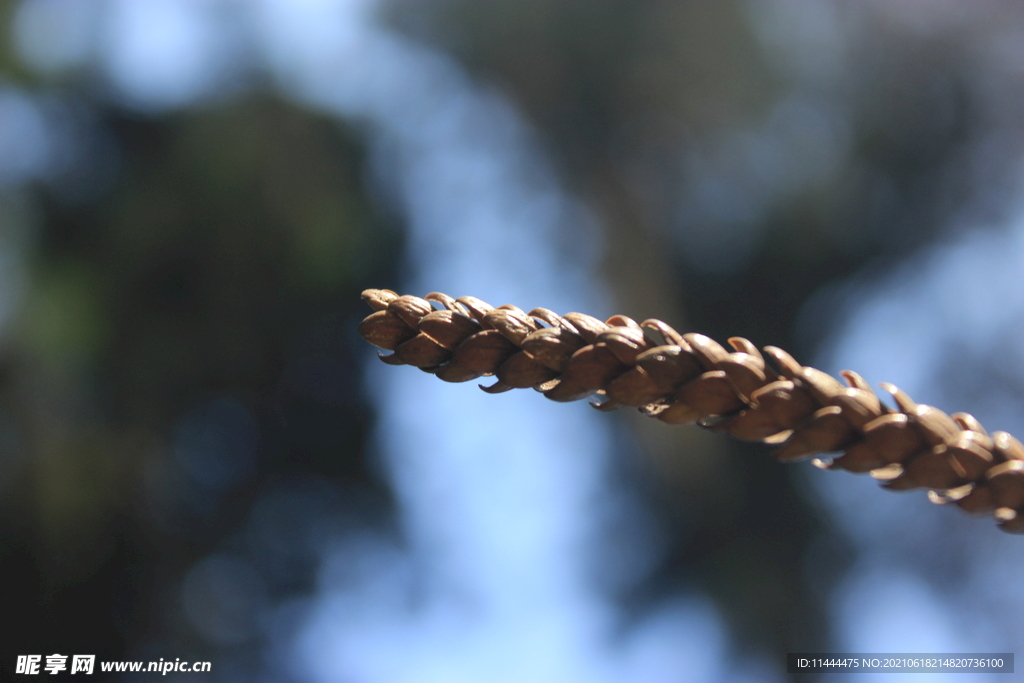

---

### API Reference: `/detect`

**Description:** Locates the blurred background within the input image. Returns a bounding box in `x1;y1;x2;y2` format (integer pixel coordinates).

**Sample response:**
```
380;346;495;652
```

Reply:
2;0;1024;680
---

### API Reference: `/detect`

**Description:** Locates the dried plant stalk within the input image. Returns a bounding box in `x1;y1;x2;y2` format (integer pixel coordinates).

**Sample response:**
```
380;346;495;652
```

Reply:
358;289;1024;534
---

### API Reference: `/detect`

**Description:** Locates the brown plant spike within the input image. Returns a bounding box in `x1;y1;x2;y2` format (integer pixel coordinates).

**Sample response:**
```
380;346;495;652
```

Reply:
358;289;1024;534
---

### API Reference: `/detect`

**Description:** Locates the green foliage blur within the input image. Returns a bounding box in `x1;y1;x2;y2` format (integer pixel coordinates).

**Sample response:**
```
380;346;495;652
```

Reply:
1;83;399;660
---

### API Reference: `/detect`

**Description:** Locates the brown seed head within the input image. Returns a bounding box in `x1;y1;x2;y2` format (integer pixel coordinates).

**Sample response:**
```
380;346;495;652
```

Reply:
357;289;1024;535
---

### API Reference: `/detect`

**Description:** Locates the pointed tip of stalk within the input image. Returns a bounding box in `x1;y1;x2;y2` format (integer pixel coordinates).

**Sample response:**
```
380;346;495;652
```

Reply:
378;351;405;365
590;398;623;412
840;370;870;391
870;463;904;481
993;507;1024;533
929;483;973;506
727;336;761;358
880;382;918;413
362;288;400;310
535;378;561;392
994;507;1017;521
425;292;460;311
479;380;513;394
641;319;686;346
764;429;794;445
762;346;802;378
